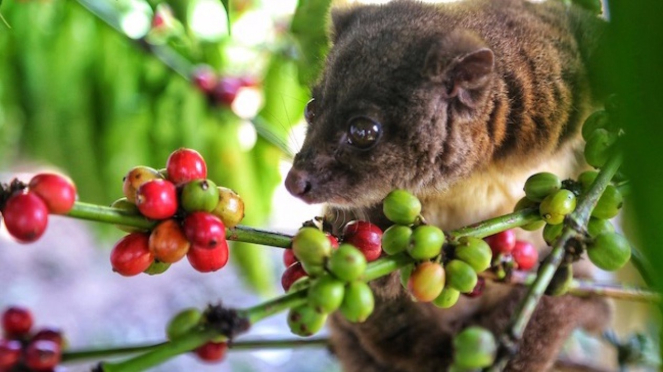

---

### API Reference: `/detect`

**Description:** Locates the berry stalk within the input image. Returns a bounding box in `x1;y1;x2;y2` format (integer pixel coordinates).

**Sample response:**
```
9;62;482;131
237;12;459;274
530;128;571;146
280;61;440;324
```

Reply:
62;338;328;363
446;208;540;242
480;271;659;303
100;329;218;372
490;152;624;371
66;202;293;248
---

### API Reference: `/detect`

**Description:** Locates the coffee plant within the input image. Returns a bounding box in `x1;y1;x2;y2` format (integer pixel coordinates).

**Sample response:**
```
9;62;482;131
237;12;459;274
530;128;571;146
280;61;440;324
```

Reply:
0;0;661;371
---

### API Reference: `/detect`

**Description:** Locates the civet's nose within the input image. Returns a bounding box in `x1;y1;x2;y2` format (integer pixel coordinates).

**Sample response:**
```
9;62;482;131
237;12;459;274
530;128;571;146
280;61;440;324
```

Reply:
284;168;313;198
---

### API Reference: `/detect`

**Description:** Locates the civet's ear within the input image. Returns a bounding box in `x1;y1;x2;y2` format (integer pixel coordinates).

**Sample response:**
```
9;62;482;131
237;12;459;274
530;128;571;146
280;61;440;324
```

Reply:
423;30;494;109
444;48;494;97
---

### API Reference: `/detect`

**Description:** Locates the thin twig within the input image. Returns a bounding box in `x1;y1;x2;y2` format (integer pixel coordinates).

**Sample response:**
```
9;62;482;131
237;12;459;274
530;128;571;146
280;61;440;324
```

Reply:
481;271;659;303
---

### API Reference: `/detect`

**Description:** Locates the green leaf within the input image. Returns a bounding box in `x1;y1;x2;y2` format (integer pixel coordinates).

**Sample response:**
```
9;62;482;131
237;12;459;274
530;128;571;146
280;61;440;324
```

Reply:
290;0;332;85
220;0;230;35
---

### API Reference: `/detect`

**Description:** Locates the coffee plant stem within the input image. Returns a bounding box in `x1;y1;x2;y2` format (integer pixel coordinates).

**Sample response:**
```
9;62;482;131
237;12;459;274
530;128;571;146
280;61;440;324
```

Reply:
490;153;624;371
230;338;329;350
238;289;308;324
66;202;293;248
62;343;166;362
447;208;540;242
67;202;156;230
100;328;219;372
481;271;659;303
62;338;328;363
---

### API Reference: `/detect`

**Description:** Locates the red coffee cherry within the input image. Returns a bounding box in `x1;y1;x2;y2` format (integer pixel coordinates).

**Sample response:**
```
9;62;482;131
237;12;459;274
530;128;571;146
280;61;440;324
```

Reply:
2;192;49;243
484;230;516;255
212;77;242;107
135;180;178;220
183;212;226;249
283;249;298;268
191;65;217;94
186;241;229;273
0;339;21;369
149;219;191;263
2;306;33;336
166;148;207;187
28;173;77;214
33;328;64;347
25;340;61;371
194;341;227;362
281;262;307;291
327;234;340;249
512;241;539;271
110;233;154;276
464;277;486;298
342;221;383;262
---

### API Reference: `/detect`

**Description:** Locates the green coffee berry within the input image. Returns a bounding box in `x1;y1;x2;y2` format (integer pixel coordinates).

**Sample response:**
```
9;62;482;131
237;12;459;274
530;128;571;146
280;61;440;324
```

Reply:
328;244;367;282
455;237;492;273
543;223;564;245
340;281;374;323
584;128;618;168
433;287;460;309
308;275;346;314
292;227;332;267
382;225;413;255
166;308;202;340
407;225;445;260
524;172;562;202
578;170;599;193
445;260;478;293
587;217;615;238
591;185;623;220
144;260;171;275
581;110;610;141
587;232;631;271
453;326;497;369
181;179;219;212
383;189;422;225
287;304;327;337
539;189;577;225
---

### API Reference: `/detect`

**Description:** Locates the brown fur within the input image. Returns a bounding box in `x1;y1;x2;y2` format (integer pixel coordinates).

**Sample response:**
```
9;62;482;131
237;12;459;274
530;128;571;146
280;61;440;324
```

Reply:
284;0;609;370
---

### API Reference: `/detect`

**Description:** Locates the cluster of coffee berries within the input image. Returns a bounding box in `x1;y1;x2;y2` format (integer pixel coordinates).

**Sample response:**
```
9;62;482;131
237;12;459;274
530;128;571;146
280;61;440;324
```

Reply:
165;309;227;363
485;229;539;272
0;306;65;371
281;219;382;290
280;226;377;336
451;326;497;370
110;148;245;276
0;174;77;243
191;65;258;107
521;168;628;272
380;190;495;308
582;108;620;169
520;172;577;227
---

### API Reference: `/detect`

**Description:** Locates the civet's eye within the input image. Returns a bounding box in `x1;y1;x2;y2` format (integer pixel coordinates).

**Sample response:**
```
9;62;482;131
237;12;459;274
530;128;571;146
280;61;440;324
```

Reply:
304;99;316;124
347;117;382;149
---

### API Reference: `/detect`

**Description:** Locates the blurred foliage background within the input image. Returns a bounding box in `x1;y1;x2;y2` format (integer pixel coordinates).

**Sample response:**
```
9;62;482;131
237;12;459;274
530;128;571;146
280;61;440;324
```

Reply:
0;0;332;295
0;0;662;369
